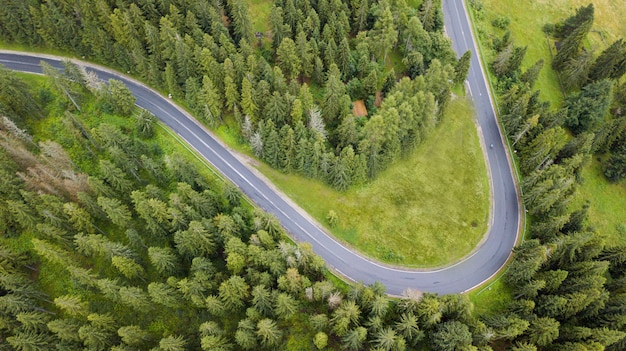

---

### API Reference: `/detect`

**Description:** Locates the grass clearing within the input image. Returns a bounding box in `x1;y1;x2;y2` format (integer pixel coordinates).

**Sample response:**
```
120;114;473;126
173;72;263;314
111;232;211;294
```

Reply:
387;50;407;75
575;159;626;245
254;97;489;267
470;0;626;107
247;0;273;48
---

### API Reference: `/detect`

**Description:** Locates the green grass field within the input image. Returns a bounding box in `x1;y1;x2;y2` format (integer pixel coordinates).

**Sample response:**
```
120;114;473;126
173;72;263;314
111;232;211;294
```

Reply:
470;0;626;107
575;159;626;245
248;0;272;34
255;97;490;267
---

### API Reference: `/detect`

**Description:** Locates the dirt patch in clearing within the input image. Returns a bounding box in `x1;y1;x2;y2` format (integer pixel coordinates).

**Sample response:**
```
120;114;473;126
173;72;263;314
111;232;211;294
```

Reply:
374;91;383;107
352;100;368;117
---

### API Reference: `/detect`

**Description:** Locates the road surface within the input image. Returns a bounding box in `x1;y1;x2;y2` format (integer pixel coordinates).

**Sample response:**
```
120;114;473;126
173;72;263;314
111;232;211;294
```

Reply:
0;1;520;295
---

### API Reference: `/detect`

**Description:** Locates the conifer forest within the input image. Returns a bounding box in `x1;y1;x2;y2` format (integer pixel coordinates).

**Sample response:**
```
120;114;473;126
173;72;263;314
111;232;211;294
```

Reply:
1;0;626;350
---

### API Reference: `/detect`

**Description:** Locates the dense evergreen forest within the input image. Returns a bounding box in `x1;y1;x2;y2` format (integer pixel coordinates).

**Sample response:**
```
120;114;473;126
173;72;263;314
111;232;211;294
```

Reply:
473;3;626;350
0;64;492;350
0;0;466;190
2;0;626;350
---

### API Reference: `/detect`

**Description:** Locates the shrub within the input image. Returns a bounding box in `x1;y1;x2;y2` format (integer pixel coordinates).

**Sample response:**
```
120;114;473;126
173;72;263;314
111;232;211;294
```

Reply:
326;210;338;227
492;16;510;30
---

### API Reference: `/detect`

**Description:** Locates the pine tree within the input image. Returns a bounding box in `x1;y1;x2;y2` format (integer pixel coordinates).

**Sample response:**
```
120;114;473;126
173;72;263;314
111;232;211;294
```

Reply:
341;326;367;350
227;0;254;43
148;282;181;308
224;75;239;113
99;159;133;194
148;246;178;275
132;190;171;236
277;37;302;81
359;114;386;178
198;75;223;127
396;313;423;345
561;50;594;90
505;240;548;288
371;2;398;64
565;79;613;134
295;31;314;79
525;317;560;346
164;62;181;98
510;342;538;351
454;51;471;85
520;59;544;88
47;319;82;342
256;318;282;348
96;278;122;302
290;98;304;125
240;77;257;120
219;275;250;310
274;292;298;320
174;220;215;258
106;79;136;116
118;286;150;310
269;6;289;49
111;256;145;280
431;321;473;351
134;109;157;138
32;238;72;267
6;330;52;351
79;314;117;350
279;124;296;172
313;56;325;85
331;300;361;335
520;127;568;175
588;39;626;81
158;335;187;351
263;92;287;125
555;4;595;39
272;65;288;94
425;59;454;114
553;9;594;70
118;325;151;346
322;64;350;127
97;196;132;227
337;37;351;75
419;0;441;32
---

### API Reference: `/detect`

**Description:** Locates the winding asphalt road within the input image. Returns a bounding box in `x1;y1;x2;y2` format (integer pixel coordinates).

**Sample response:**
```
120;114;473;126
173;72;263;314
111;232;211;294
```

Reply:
0;0;519;295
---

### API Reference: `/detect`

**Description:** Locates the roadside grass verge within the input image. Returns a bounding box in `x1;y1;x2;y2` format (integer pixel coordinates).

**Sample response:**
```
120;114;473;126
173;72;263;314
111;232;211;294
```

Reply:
0;40;70;58
254;97;490;267
469;273;512;317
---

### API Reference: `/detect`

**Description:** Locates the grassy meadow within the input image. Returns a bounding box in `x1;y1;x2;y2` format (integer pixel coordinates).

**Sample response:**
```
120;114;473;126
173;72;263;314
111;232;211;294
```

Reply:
575;159;626;244
469;0;626;107
248;0;273;35
255;97;490;267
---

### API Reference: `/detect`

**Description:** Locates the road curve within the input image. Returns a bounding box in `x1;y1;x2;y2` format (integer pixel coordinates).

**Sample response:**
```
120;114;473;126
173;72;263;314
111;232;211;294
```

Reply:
0;1;519;295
